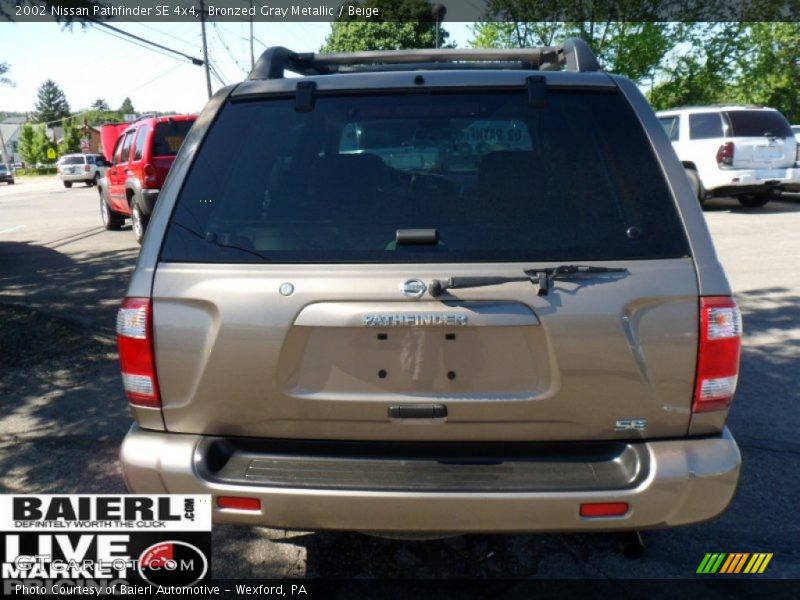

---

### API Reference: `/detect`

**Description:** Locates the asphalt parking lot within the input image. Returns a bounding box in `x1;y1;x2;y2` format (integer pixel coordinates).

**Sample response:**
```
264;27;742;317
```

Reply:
1;176;798;579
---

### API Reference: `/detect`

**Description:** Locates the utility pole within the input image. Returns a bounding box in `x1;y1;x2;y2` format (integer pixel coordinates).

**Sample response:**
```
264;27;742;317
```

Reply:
199;0;212;99
431;4;446;49
0;125;8;165
249;0;255;71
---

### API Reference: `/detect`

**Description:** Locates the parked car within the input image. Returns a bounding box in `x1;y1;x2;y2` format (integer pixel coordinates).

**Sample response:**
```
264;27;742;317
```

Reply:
0;163;14;184
98;114;197;243
119;41;742;539
57;153;110;188
792;125;800;142
656;106;800;208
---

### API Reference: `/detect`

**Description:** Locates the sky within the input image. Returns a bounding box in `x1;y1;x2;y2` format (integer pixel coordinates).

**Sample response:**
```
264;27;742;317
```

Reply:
0;21;476;115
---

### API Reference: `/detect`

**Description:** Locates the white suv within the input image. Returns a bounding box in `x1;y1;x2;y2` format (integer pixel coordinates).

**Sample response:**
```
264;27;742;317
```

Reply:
57;153;111;188
657;106;800;207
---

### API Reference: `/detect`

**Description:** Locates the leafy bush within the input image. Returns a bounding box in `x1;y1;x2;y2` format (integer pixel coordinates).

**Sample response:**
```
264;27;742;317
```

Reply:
14;167;57;176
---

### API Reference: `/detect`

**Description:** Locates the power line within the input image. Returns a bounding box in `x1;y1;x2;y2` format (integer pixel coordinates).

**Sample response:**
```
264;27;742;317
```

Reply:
34;109;97;127
120;63;186;100
213;65;228;86
207;62;228;87
89;19;204;66
94;26;188;64
136;23;199;51
213;22;247;75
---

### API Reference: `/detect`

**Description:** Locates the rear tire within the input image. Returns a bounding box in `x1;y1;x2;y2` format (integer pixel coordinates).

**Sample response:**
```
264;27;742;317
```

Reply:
131;203;149;244
100;193;124;231
88;173;99;187
685;169;705;207
63;181;72;188
738;194;771;208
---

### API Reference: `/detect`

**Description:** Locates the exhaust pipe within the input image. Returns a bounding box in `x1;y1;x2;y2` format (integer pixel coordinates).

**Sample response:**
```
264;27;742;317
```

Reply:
618;531;645;559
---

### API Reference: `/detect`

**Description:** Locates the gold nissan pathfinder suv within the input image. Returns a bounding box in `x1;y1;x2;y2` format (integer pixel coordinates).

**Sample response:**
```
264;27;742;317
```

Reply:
117;40;742;537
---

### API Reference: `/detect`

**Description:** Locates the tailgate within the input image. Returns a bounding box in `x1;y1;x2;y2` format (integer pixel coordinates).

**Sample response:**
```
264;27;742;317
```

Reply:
725;109;797;169
153;260;698;441
730;136;796;169
151;156;175;188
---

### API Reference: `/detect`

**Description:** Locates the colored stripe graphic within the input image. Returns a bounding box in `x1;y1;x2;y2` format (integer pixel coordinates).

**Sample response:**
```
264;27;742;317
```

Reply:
699;553;773;574
720;553;736;573
720;553;749;573
744;553;773;574
697;553;726;574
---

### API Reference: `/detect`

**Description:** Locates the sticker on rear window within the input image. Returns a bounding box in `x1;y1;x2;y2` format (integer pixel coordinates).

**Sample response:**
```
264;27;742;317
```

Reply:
163;136;184;153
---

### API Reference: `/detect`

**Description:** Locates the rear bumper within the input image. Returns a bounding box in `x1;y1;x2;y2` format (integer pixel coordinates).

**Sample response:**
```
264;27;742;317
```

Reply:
139;189;160;215
120;425;741;533
705;166;800;195
59;172;95;182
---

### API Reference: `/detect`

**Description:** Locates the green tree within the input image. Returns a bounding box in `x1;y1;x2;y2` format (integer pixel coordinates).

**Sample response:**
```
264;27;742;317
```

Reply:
730;23;800;122
471;18;680;85
59;120;81;156
470;21;564;49
18;124;56;165
82;108;123;127
16;124;38;165
321;0;450;52
646;23;748;111
91;98;110;111
469;22;516;48
0;62;13;86
33;79;71;125
33;124;57;164
119;97;135;115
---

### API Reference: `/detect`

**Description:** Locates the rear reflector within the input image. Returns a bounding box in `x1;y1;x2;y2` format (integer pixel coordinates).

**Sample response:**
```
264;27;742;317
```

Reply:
580;502;629;517
117;297;160;407
217;496;261;511
694;296;742;413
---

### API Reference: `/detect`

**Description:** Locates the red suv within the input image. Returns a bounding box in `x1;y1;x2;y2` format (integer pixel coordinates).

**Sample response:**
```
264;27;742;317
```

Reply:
99;114;197;243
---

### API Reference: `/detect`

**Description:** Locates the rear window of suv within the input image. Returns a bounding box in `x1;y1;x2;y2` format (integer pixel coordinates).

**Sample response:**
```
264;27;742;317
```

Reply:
161;90;690;263
152;120;193;156
60;156;85;165
724;110;794;138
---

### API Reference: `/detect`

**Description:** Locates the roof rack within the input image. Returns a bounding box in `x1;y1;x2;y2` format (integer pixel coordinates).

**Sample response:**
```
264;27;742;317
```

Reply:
247;38;601;80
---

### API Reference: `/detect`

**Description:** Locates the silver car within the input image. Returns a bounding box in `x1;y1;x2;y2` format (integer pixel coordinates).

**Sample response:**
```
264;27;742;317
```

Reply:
118;40;742;538
57;153;110;188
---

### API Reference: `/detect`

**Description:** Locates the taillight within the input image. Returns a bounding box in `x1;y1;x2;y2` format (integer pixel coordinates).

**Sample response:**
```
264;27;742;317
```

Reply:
716;142;734;166
693;296;742;413
580;502;629;518
217;497;261;511
144;163;157;187
116;298;160;407
84;164;91;172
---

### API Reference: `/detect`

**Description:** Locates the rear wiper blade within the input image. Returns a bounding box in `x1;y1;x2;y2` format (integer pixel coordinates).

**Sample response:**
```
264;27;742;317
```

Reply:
428;265;628;298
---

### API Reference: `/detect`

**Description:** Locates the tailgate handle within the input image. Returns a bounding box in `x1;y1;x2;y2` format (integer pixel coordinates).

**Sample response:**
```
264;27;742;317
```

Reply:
389;404;447;419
